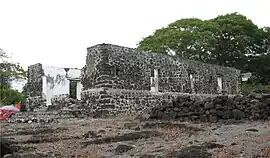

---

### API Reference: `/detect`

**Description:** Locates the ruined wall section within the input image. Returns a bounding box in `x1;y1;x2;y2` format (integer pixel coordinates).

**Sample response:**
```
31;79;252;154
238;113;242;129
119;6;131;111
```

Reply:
85;44;241;94
24;63;45;111
81;88;231;115
25;63;44;97
82;45;102;89
42;66;69;105
25;63;82;111
81;88;270;121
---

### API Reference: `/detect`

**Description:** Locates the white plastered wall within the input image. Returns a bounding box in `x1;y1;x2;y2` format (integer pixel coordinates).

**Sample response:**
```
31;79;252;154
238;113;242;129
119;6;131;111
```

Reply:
42;66;82;105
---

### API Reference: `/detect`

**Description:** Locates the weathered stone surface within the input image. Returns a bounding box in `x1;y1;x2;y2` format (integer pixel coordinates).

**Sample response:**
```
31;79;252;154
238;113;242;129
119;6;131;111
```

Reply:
82;44;240;94
149;94;270;122
139;154;163;158
24;63;44;97
115;144;134;154
123;122;139;130
83;131;101;138
3;152;56;158
80;44;241;115
232;109;245;120
82;131;160;145
170;146;211;158
204;102;214;110
202;142;224;149
1;138;19;158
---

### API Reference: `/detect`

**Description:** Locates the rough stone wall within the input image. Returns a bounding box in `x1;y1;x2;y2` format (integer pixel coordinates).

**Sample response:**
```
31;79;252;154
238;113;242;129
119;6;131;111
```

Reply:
82;44;241;94
81;88;270;121
81;88;223;116
50;94;70;110
82;45;110;90
150;94;270;122
25;96;46;112
24;63;82;111
23;63;45;111
24;63;44;97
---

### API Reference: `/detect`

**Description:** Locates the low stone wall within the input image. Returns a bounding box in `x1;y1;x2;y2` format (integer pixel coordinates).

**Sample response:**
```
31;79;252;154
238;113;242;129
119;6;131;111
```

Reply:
81;88;229;116
150;94;270;122
81;88;270;121
25;96;46;112
50;94;70;110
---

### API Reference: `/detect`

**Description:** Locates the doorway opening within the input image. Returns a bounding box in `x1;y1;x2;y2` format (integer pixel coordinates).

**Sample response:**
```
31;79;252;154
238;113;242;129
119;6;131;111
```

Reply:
69;80;77;99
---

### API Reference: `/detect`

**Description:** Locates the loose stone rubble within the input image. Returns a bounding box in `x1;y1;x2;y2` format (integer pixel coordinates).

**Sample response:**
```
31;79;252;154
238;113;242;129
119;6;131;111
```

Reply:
150;94;270;122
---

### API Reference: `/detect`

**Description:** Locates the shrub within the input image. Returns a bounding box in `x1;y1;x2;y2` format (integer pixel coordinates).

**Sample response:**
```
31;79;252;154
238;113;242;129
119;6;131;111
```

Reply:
0;84;25;108
241;83;270;95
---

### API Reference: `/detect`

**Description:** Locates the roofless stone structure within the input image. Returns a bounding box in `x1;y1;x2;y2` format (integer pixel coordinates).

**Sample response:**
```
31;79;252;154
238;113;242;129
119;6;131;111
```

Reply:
80;44;241;115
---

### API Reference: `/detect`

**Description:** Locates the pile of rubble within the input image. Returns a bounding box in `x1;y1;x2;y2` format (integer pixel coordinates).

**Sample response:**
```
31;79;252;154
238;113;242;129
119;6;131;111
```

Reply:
149;94;270;122
8;97;94;123
7;112;59;124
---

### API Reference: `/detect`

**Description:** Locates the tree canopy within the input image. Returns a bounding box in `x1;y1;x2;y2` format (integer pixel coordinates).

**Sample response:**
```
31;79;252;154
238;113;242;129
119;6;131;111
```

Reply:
0;48;26;105
137;13;270;84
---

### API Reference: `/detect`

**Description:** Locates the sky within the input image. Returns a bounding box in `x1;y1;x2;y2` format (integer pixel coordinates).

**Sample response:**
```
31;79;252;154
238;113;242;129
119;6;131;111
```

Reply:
0;0;270;70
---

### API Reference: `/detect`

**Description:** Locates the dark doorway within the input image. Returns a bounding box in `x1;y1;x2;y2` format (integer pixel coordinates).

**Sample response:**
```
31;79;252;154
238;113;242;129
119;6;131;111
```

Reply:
69;80;77;99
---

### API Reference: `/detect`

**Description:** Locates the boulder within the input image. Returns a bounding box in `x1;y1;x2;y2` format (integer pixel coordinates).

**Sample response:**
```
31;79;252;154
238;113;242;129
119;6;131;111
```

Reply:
215;104;223;109
222;110;232;119
213;98;223;105
83;131;101;138
175;96;191;103
204;102;214;110
209;115;218;123
232;109;245;120
1;138;19;158
199;115;208;122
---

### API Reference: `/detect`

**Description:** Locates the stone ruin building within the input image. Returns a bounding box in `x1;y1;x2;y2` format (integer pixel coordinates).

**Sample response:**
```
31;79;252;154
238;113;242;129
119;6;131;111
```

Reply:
24;63;82;111
24;44;241;114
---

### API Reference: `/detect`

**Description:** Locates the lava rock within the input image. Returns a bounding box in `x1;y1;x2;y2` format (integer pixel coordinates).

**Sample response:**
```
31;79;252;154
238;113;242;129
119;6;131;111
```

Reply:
171;146;211;158
232;109;245;120
83;131;101;138
124;122;139;130
115;144;134;154
139;154;163;158
1;138;19;158
204;102;214;110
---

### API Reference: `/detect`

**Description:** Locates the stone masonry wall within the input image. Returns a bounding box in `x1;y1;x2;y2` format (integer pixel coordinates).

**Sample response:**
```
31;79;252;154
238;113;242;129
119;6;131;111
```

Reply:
23;63;45;111
81;88;225;116
81;88;270;121
82;44;241;94
150;94;270;122
24;63;44;97
25;96;46;112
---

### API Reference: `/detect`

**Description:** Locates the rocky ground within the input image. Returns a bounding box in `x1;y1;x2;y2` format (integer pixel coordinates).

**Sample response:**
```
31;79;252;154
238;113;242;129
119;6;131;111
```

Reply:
1;115;270;158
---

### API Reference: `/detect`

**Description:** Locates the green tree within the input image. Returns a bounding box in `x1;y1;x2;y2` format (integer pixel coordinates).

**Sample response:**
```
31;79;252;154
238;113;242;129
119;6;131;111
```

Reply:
0;48;26;105
0;48;25;86
137;18;217;62
137;12;270;84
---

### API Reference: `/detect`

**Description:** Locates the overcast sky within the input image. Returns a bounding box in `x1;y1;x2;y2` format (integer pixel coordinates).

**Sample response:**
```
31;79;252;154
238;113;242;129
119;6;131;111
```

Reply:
1;0;269;70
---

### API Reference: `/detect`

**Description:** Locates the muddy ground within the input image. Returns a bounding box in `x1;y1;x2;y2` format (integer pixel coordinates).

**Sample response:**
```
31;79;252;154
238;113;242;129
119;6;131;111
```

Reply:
1;116;270;158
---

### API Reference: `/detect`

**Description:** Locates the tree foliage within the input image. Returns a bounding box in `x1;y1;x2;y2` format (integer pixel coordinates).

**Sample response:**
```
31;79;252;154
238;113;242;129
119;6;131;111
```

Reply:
137;13;270;84
0;84;25;105
0;48;26;87
0;48;26;105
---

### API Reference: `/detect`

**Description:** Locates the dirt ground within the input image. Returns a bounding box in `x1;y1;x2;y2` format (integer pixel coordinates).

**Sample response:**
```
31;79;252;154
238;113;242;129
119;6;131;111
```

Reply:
1;117;270;158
